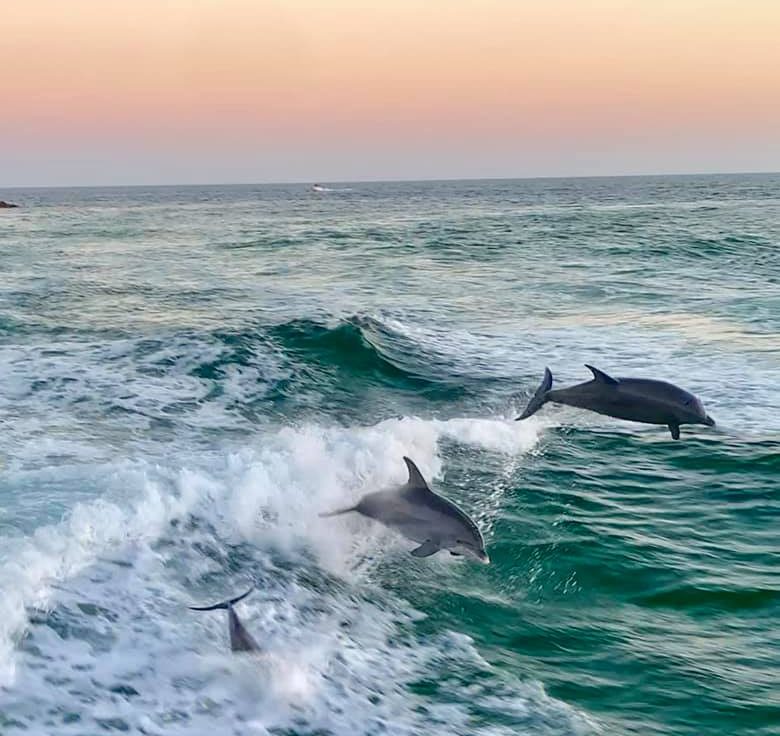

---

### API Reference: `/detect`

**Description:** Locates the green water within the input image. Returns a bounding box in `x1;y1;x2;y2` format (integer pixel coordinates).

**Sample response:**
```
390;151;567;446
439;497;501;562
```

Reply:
0;175;778;735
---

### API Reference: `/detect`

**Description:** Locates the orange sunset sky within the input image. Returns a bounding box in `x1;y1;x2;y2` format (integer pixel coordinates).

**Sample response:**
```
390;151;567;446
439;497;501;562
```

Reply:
2;0;779;186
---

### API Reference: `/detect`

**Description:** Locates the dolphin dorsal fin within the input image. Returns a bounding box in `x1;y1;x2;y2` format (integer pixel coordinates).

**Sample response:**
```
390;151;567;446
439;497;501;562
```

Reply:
402;456;429;490
585;364;619;385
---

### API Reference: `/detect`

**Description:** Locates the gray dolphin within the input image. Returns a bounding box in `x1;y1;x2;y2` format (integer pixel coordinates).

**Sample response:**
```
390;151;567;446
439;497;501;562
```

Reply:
516;364;715;439
320;456;489;563
189;587;260;652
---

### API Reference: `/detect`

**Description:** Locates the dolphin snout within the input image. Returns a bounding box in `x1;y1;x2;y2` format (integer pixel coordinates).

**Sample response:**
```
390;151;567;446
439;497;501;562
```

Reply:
704;415;716;427
477;550;490;565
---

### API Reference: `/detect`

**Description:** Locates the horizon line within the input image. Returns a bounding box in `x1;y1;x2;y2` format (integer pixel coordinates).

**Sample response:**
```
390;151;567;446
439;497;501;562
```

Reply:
2;168;778;191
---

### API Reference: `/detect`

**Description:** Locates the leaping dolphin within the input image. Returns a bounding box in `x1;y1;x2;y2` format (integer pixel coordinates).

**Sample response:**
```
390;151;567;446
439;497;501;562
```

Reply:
320;456;489;563
516;364;715;439
189;587;260;652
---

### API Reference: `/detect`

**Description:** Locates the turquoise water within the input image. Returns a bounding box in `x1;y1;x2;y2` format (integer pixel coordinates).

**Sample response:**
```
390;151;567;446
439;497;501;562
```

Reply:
0;175;778;735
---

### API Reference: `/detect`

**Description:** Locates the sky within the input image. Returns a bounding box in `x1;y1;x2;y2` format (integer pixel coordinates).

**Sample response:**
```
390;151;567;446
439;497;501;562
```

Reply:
2;0;779;186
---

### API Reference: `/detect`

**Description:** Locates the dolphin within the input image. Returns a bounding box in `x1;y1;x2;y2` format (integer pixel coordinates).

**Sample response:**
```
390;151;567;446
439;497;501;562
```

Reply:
189;587;260;653
516;364;715;439
320;456;489;563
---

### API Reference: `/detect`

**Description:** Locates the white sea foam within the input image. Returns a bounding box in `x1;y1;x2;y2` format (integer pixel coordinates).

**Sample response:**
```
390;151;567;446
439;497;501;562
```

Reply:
0;333;288;471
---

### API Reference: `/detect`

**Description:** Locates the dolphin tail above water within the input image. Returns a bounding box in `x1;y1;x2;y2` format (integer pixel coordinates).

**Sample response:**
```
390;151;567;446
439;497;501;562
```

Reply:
516;367;553;420
189;587;259;652
188;587;254;612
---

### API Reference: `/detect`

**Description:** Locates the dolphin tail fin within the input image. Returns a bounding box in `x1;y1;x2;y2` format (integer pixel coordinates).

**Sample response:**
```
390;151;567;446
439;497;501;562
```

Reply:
318;505;358;518
189;587;253;612
516;367;553;420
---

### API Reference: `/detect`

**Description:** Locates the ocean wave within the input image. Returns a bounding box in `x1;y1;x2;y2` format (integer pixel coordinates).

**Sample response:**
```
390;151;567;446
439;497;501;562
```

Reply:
0;331;288;469
0;314;516;475
268;316;439;386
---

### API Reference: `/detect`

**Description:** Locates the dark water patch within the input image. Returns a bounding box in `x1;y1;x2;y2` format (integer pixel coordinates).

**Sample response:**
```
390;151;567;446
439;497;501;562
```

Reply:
310;228;353;241
663;436;780;474
0;314;48;339
632;584;780;612
218;234;304;250
26;603;118;653
188;329;273;380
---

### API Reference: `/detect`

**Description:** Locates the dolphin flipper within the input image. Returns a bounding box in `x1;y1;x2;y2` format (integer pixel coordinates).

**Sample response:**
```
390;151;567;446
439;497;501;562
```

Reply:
668;423;680;440
410;540;440;557
516;367;553;420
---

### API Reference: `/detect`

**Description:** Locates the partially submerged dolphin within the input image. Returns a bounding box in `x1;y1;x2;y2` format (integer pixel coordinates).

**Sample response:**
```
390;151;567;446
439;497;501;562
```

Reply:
189;587;260;652
516;365;715;439
320;456;489;563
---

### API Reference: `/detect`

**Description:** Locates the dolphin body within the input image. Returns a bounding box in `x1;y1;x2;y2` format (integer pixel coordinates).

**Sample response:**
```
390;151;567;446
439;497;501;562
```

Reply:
516;364;715;439
189;588;260;653
320;456;489;563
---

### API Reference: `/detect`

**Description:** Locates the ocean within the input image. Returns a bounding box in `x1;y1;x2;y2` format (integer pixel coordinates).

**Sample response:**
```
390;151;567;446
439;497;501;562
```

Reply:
0;175;777;735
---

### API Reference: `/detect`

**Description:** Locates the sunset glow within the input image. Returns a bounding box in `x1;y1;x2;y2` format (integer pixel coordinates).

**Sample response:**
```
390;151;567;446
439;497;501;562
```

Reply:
3;0;779;185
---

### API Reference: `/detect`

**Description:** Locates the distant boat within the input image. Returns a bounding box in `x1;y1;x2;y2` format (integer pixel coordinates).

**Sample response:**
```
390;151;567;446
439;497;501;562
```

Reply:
311;184;353;193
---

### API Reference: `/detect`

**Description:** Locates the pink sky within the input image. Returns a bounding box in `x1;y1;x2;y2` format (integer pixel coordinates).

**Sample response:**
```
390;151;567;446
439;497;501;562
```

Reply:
2;0;779;185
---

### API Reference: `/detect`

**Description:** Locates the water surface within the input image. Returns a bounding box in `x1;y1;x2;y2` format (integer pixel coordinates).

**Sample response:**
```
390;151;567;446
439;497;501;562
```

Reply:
0;175;778;735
